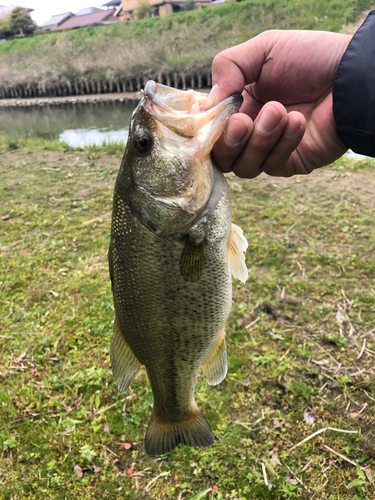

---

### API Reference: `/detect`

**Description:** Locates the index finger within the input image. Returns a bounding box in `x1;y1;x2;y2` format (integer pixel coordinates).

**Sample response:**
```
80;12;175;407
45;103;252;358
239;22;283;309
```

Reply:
207;33;271;108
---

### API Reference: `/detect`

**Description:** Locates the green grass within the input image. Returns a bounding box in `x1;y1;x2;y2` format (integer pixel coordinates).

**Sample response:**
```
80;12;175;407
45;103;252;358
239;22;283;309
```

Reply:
1;141;375;499
0;0;373;90
0;134;126;154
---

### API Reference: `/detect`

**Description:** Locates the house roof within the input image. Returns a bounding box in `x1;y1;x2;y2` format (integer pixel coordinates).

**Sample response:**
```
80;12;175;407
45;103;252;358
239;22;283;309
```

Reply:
57;8;116;30
39;12;72;29
75;7;102;15
102;0;121;6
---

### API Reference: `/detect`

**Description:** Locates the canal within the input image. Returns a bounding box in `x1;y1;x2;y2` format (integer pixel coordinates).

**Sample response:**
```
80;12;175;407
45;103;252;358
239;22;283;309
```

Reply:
0;100;137;147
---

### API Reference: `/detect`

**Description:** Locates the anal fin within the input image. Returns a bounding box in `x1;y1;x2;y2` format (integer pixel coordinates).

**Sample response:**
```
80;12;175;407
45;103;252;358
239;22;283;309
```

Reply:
202;330;227;386
110;318;142;393
228;223;248;283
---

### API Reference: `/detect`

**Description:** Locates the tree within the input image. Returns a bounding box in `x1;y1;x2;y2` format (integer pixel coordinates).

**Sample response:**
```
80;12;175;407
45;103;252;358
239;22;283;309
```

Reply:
7;7;36;32
182;0;196;10
134;0;154;19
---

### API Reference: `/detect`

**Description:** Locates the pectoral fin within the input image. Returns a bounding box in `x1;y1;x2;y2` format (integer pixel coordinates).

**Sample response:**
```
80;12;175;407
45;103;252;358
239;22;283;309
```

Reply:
180;236;206;283
202;331;227;386
110;318;142;392
228;223;248;283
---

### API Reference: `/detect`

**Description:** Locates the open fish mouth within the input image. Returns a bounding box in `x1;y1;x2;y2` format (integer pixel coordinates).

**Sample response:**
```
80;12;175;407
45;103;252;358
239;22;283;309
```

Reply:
144;80;212;114
141;80;243;153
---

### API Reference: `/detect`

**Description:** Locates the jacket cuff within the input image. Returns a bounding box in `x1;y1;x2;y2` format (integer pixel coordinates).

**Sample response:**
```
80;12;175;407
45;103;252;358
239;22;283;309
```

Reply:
333;10;375;157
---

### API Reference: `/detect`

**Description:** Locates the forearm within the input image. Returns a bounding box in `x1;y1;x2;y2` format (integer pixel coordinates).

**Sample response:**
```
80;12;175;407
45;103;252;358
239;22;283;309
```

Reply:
333;10;375;157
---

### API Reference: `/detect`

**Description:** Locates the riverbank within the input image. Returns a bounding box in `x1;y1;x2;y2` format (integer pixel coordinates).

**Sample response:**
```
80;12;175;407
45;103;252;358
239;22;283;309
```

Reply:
0;91;142;107
1;0;372;101
0;88;212;107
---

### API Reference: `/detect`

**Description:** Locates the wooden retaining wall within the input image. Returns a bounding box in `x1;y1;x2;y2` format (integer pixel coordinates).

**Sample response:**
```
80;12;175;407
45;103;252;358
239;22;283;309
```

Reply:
0;71;212;99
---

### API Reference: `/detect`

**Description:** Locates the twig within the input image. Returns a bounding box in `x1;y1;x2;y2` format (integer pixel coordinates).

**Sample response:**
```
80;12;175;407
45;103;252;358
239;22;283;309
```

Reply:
0;410;60;431
178;490;191;500
261;462;268;487
300;459;312;473
285;465;310;492
312;341;339;365
234;420;252;431
351;368;367;377
279;346;292;363
145;472;170;491
364;390;375;402
358;402;368;415
83;212;111;225
93;398;126;416
357;339;366;360
323;445;365;471
245;318;260;330
289;427;357;451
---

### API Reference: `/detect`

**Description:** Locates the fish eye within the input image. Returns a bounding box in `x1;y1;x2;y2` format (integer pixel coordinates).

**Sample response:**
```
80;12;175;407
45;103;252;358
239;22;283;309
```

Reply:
133;131;153;154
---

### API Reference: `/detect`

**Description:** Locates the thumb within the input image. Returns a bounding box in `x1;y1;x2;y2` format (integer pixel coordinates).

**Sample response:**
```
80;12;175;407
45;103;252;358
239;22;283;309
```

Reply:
206;34;270;109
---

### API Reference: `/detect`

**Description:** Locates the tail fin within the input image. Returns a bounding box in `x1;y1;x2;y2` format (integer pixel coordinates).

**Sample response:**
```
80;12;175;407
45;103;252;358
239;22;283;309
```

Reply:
144;408;215;456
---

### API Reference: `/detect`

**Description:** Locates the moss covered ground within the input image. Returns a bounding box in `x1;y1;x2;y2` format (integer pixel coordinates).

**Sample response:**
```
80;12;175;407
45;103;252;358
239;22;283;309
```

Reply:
1;138;375;499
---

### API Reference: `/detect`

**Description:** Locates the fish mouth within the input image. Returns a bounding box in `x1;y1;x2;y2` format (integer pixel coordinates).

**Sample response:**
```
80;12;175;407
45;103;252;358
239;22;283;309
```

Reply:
142;80;243;150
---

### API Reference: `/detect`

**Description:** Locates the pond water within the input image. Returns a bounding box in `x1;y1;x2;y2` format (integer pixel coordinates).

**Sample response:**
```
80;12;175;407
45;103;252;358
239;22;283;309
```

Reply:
0;100;137;147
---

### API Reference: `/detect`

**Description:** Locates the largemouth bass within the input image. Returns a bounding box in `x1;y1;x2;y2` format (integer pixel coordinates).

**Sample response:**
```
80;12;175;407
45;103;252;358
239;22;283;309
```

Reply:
109;81;248;456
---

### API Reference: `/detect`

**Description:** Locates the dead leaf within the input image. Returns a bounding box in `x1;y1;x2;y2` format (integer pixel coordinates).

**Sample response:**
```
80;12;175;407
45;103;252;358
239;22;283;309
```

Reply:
336;311;345;324
304;411;315;424
347;413;360;419
273;419;285;429
14;352;27;364
365;468;373;484
74;465;83;478
269;450;282;466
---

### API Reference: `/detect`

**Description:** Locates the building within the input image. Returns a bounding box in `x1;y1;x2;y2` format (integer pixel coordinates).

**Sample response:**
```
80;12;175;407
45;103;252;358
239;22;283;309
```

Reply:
39;12;73;31
57;8;118;30
102;0;127;21
120;0;210;20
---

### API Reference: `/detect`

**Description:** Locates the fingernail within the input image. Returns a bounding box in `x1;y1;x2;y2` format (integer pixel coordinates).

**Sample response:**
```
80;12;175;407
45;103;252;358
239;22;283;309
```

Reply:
256;106;282;135
224;119;248;146
205;84;218;110
283;116;301;138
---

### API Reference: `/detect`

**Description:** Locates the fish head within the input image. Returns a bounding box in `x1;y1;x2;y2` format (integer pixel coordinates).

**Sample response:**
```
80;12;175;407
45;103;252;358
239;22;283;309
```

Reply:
120;80;242;236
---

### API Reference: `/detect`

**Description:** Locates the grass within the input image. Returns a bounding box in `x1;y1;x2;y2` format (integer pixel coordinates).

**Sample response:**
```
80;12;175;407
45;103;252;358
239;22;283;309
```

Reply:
0;0;374;91
1;139;375;499
0;134;127;154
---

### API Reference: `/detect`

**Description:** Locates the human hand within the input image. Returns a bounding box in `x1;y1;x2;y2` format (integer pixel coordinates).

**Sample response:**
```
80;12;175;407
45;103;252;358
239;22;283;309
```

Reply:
208;30;352;177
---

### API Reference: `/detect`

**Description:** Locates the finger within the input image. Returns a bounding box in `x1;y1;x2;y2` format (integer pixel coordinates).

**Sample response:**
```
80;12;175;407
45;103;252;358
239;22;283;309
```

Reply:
206;33;272;108
212;113;253;173
231;101;289;178
260;112;307;177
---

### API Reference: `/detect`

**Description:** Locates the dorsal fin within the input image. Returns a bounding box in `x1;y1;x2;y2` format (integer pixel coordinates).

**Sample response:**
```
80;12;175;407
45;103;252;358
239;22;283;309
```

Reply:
227;223;248;283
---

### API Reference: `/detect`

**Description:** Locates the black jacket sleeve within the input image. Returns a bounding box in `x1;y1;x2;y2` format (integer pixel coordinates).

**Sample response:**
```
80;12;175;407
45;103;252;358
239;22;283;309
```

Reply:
333;10;375;157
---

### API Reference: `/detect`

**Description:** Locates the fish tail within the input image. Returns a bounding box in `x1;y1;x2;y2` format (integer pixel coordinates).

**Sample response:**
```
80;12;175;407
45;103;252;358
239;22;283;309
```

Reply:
144;407;215;456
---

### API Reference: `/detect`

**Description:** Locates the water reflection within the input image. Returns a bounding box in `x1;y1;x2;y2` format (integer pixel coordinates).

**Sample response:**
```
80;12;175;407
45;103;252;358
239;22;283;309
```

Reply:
0;100;136;147
60;128;129;147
